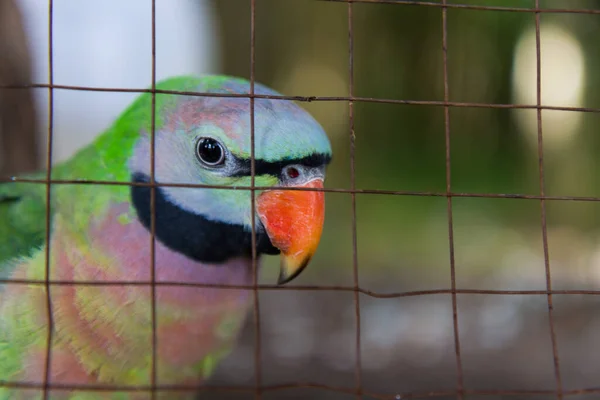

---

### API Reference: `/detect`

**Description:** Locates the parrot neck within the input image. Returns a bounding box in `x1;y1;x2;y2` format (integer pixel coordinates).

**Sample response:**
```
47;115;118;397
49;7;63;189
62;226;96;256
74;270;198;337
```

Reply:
130;172;280;265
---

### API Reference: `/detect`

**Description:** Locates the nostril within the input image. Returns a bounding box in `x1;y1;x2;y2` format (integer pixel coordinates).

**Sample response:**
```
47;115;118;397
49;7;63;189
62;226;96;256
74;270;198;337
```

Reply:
285;166;300;179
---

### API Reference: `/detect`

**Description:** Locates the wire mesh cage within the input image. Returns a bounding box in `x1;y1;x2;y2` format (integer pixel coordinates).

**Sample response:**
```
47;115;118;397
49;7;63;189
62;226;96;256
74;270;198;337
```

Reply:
2;0;600;399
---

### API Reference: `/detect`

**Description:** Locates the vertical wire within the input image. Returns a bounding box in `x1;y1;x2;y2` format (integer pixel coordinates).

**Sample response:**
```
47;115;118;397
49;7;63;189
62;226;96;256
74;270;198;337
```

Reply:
441;1;464;398
249;0;262;399
534;1;563;398
149;0;158;398
42;0;55;399
347;1;363;398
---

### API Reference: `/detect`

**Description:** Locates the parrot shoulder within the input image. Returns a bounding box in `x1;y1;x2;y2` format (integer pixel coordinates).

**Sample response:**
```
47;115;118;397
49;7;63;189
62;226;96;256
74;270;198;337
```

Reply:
0;172;50;277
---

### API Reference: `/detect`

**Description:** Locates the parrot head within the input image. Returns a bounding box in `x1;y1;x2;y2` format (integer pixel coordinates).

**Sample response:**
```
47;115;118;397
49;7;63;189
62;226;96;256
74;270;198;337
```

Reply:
126;76;332;284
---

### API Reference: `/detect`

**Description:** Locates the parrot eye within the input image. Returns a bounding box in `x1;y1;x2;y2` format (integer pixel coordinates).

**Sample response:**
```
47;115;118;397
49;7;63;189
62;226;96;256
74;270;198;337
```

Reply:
196;137;225;166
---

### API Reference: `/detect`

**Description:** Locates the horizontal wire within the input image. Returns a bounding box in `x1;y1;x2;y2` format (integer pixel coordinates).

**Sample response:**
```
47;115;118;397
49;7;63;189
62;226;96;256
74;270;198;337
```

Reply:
319;0;600;15
1;380;600;399
1;82;600;114
4;177;600;202
1;279;600;298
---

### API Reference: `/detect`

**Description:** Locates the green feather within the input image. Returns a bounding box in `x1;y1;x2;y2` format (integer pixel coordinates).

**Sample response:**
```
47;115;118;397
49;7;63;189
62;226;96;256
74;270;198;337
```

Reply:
0;173;48;277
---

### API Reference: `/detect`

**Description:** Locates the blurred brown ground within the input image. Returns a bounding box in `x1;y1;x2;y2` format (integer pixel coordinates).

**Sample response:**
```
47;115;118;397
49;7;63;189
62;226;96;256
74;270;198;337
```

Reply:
202;288;600;400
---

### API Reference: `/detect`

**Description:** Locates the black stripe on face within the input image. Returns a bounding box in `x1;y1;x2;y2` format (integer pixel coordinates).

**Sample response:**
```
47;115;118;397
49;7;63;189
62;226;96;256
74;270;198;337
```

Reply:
229;152;332;178
131;173;280;263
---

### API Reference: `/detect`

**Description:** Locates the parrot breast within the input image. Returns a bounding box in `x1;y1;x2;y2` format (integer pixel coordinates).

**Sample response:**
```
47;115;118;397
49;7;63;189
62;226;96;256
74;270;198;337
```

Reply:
0;201;255;399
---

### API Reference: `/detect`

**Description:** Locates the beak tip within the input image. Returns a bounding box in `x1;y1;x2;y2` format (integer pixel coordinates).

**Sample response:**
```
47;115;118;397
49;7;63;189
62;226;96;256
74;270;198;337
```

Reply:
276;258;311;285
277;273;293;286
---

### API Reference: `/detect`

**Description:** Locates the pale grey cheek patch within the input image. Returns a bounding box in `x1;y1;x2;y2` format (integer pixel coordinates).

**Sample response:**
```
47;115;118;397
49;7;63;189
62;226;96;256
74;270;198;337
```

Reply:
128;130;201;185
127;128;260;228
154;133;200;185
163;186;257;229
128;135;151;176
164;186;208;215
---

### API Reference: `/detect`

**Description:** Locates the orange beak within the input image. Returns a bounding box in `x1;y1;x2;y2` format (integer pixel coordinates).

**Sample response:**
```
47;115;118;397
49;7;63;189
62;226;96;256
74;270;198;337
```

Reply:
256;179;325;285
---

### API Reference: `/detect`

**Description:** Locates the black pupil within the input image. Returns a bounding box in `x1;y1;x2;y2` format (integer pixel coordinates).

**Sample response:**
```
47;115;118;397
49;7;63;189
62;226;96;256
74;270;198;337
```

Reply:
198;139;223;164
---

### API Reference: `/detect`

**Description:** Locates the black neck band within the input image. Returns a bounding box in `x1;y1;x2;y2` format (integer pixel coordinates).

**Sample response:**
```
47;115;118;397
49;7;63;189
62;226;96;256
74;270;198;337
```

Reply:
130;173;280;264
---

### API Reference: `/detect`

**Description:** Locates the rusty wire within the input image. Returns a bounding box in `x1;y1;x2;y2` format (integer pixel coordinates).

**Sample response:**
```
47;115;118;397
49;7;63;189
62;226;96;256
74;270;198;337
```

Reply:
441;1;463;398
533;0;563;398
249;1;263;399
1;0;599;399
41;0;54;399
347;2;363;399
149;0;158;397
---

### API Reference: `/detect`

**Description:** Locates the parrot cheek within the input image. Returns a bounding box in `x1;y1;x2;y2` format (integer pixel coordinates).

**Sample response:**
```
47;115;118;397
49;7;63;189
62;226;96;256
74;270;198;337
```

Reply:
256;179;325;285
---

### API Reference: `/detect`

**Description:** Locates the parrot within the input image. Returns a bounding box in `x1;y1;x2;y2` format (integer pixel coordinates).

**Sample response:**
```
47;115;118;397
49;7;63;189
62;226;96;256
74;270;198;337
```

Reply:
0;75;332;399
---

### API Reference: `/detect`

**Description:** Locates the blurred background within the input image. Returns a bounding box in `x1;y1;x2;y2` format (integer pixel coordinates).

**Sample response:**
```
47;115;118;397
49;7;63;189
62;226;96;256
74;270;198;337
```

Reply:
2;0;600;399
